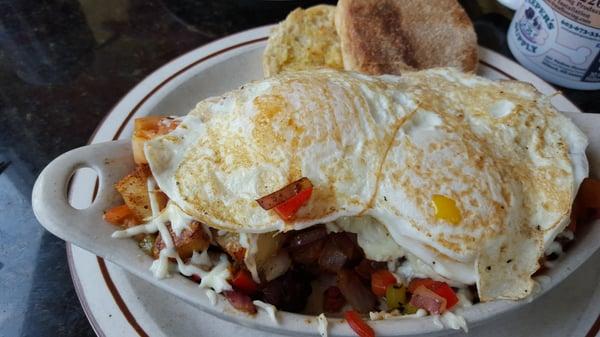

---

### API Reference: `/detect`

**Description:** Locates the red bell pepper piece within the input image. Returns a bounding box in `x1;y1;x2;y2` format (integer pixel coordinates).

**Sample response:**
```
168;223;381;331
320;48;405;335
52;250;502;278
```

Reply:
231;269;258;295
345;310;375;337
370;269;396;297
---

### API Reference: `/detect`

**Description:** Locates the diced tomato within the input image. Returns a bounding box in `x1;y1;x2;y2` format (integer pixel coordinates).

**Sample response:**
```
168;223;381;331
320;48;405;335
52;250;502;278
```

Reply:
409;285;447;315
430;282;458;309
231;269;258;295
256;177;313;221
408;278;458;309
344;310;375;337
273;186;313;221
370;270;396;297
223;290;257;314
104;204;135;225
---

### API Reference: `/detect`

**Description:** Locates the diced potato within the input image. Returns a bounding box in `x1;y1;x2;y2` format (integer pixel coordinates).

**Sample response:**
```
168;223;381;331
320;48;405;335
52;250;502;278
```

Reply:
255;233;287;267
214;231;287;272
215;232;246;262
114;165;167;220
132;116;179;164
152;221;210;259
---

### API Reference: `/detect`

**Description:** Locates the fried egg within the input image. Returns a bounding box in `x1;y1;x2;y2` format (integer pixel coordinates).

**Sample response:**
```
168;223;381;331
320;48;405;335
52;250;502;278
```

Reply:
145;68;588;301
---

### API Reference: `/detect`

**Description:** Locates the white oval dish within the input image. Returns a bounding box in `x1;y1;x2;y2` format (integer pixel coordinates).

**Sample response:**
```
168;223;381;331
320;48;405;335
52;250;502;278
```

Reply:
32;26;600;337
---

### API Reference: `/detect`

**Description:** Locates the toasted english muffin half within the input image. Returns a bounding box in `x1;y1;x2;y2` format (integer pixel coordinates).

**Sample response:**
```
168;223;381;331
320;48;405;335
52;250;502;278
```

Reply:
335;0;479;74
263;5;344;77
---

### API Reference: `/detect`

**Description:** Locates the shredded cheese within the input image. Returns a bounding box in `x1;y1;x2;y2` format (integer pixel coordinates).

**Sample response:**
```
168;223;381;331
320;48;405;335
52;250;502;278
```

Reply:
239;233;261;283
191;250;212;267
206;289;218;306
369;309;427;321
112;178;232;293
440;311;468;332
253;300;278;324
317;313;328;337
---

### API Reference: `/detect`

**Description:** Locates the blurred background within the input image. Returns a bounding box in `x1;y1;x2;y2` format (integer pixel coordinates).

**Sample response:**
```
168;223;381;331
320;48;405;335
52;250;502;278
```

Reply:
0;1;597;336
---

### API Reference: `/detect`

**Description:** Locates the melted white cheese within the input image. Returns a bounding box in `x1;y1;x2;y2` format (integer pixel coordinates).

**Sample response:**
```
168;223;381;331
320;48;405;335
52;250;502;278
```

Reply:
440;311;468;332
206;289;218;306
369;309;427;321
253;300;278;324
455;288;473;309
198;254;232;293
317;313;328;337
112;180;232;292
190;250;212;267
369;310;400;320
239;233;261;283
149;253;171;279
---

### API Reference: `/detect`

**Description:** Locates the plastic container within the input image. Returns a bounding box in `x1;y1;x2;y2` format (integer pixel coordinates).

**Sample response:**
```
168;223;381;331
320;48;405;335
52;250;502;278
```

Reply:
498;0;600;90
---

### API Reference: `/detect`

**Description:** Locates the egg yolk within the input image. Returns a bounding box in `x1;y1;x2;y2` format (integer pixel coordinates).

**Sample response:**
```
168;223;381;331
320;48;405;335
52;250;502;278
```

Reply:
432;194;461;225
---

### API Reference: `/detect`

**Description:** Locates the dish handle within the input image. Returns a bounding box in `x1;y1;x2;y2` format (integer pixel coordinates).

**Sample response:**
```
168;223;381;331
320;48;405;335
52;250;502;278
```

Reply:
31;139;134;243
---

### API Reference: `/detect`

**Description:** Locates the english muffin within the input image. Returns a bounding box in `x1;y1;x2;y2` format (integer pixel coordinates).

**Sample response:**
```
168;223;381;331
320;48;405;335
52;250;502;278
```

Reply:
263;5;344;77
335;0;479;74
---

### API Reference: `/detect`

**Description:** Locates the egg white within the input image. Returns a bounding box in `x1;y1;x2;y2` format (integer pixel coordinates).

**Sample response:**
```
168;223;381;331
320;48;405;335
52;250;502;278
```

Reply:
145;68;588;300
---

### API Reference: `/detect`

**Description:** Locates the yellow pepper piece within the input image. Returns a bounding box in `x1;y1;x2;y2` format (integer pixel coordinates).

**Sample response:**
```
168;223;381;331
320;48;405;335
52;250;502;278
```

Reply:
386;285;407;310
403;303;419;315
432;194;461;225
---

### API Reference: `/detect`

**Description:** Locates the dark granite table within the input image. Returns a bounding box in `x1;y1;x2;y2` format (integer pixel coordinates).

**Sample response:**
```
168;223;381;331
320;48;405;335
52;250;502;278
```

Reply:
0;1;597;336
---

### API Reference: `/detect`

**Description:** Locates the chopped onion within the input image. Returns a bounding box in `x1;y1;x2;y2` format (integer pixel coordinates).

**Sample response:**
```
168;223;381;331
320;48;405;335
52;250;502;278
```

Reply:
288;227;327;250
319;243;348;272
262;250;292;282
290;239;325;265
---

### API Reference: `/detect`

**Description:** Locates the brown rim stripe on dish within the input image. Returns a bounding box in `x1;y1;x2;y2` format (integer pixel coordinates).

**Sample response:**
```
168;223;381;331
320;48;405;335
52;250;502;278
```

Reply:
66;244;108;337
480;60;516;81
97;257;150;337
111;37;269;141
586;313;600;337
